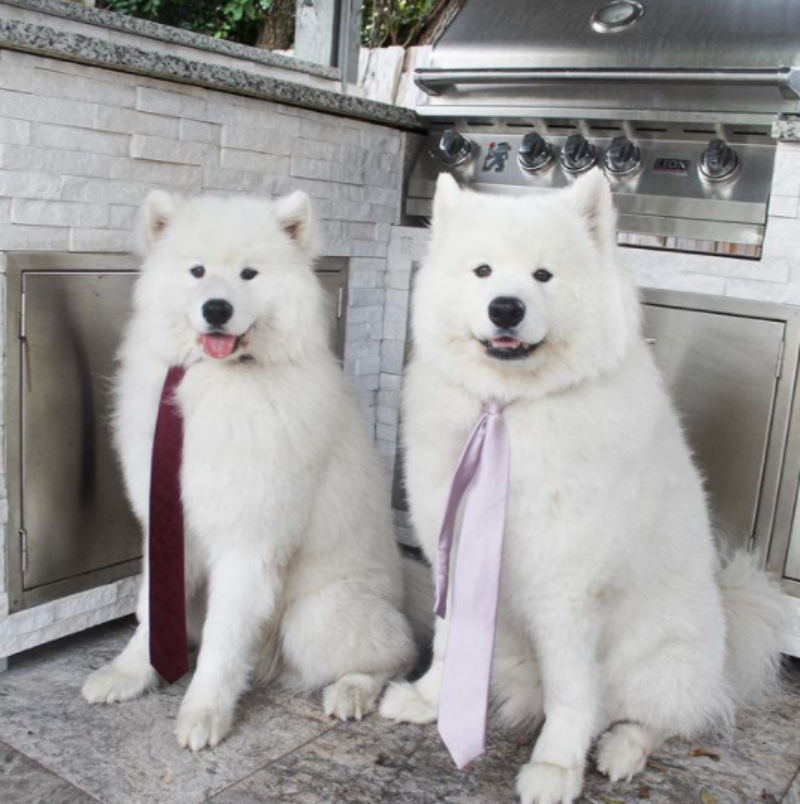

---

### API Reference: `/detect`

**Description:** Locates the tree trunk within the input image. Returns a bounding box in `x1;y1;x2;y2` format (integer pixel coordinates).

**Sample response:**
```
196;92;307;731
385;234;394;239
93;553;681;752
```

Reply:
414;0;466;46
257;0;297;50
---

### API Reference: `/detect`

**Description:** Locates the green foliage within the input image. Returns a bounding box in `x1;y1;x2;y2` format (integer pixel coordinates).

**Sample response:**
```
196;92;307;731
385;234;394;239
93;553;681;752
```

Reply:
99;0;275;44
361;0;437;47
100;0;438;48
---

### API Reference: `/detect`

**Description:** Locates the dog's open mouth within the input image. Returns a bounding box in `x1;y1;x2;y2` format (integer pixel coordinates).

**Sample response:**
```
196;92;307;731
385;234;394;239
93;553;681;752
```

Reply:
201;333;240;360
481;336;540;360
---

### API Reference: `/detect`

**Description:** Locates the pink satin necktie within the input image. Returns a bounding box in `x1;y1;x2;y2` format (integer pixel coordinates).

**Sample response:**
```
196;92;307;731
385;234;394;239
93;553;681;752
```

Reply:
435;401;510;769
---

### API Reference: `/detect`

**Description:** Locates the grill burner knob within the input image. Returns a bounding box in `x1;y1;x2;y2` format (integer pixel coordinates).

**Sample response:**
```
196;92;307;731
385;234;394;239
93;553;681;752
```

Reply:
700;139;739;181
518;132;554;171
560;134;598;174
438;129;472;166
604;135;641;176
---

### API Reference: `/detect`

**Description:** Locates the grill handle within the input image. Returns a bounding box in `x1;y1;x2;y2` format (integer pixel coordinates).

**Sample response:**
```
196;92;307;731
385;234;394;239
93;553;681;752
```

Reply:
414;67;800;98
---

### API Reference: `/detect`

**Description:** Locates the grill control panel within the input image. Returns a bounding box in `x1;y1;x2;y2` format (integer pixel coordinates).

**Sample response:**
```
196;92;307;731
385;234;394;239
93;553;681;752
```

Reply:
432;128;743;183
407;123;776;257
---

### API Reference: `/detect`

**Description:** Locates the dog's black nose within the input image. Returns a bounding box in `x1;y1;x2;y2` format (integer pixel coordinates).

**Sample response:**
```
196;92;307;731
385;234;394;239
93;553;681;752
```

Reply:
202;299;234;327
488;297;526;328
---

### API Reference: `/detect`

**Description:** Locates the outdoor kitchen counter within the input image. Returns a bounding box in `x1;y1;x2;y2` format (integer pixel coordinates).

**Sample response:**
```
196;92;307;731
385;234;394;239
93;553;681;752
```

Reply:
0;0;425;132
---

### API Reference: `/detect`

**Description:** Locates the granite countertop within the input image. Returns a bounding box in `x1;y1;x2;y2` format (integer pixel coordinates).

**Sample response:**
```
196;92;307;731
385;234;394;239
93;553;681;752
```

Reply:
0;0;425;131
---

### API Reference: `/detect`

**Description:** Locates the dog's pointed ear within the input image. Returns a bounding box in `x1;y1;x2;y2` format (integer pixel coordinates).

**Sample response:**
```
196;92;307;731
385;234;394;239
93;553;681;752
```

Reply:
432;173;462;225
568;169;617;255
275;191;314;251
140;189;179;252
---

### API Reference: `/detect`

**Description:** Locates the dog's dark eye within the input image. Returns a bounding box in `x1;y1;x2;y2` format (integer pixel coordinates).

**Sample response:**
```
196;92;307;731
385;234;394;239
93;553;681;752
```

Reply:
240;268;258;281
534;268;553;283
473;264;492;278
189;265;205;279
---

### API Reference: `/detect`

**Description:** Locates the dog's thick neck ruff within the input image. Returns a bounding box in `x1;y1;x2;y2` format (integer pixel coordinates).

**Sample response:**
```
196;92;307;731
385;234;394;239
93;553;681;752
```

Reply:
435;400;510;768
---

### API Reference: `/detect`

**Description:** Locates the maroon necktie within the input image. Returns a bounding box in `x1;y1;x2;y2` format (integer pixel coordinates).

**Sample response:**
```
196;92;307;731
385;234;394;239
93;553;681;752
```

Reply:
148;365;189;684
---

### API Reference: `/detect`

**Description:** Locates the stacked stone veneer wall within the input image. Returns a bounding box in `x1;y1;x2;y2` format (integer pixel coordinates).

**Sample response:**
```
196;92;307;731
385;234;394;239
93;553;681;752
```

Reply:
0;45;424;658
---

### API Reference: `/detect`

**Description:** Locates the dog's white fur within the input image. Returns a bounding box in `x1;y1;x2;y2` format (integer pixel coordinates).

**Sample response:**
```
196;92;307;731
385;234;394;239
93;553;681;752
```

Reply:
380;172;787;804
83;191;415;750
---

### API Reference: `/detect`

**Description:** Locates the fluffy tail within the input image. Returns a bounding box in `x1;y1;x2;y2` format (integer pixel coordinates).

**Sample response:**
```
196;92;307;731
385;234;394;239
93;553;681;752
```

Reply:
718;551;788;705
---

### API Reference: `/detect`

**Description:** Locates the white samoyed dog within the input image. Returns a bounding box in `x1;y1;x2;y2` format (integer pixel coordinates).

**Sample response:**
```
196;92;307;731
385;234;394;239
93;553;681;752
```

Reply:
83;190;415;750
380;171;787;803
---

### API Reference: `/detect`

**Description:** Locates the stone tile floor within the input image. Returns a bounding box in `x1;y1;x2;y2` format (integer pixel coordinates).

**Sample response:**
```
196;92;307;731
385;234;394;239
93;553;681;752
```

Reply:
1;618;799;804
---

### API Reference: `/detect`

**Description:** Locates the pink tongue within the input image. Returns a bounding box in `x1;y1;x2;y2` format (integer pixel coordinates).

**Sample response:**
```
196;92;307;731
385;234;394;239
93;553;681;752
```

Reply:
202;334;238;359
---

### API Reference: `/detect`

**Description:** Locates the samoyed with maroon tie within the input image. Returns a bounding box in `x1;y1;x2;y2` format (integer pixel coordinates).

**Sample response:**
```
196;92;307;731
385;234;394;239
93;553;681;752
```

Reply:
380;170;786;804
82;190;415;749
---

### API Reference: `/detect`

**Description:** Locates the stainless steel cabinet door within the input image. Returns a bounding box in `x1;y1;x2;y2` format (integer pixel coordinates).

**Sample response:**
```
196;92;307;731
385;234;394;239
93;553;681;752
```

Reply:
20;271;142;595
642;303;784;553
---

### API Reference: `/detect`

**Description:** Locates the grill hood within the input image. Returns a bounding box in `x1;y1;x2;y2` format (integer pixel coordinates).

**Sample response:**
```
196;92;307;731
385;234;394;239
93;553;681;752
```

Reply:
415;0;800;123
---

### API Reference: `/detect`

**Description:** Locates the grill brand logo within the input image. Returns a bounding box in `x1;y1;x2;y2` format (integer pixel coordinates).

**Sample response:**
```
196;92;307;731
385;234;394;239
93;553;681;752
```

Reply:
483;142;511;172
654;157;691;174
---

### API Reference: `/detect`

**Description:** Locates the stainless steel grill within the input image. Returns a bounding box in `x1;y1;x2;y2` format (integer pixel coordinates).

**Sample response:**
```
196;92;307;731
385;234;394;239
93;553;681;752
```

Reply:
406;0;800;258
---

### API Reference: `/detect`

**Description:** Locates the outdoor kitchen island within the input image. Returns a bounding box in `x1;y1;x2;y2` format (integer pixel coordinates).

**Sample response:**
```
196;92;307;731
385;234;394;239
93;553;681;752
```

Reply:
2;2;800;803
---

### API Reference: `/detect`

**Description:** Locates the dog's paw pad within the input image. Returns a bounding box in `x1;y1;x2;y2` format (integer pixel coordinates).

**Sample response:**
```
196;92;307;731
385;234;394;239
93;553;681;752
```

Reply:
323;674;381;722
82;664;155;704
175;706;232;751
378;681;438;724
596;726;648;782
516;761;583;804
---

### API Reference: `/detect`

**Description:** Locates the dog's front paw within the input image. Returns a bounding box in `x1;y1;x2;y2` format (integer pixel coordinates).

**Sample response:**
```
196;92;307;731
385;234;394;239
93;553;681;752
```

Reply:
323;673;382;721
596;725;648;782
176;703;233;751
516;761;583;804
379;681;438;724
82;663;157;704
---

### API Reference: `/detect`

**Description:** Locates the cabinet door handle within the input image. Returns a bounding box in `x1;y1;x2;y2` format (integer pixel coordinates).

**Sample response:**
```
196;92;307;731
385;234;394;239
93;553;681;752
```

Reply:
645;337;657;346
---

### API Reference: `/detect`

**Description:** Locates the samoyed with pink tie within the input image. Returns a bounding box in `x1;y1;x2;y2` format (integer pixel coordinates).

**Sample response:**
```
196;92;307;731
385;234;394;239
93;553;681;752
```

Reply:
381;170;786;804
